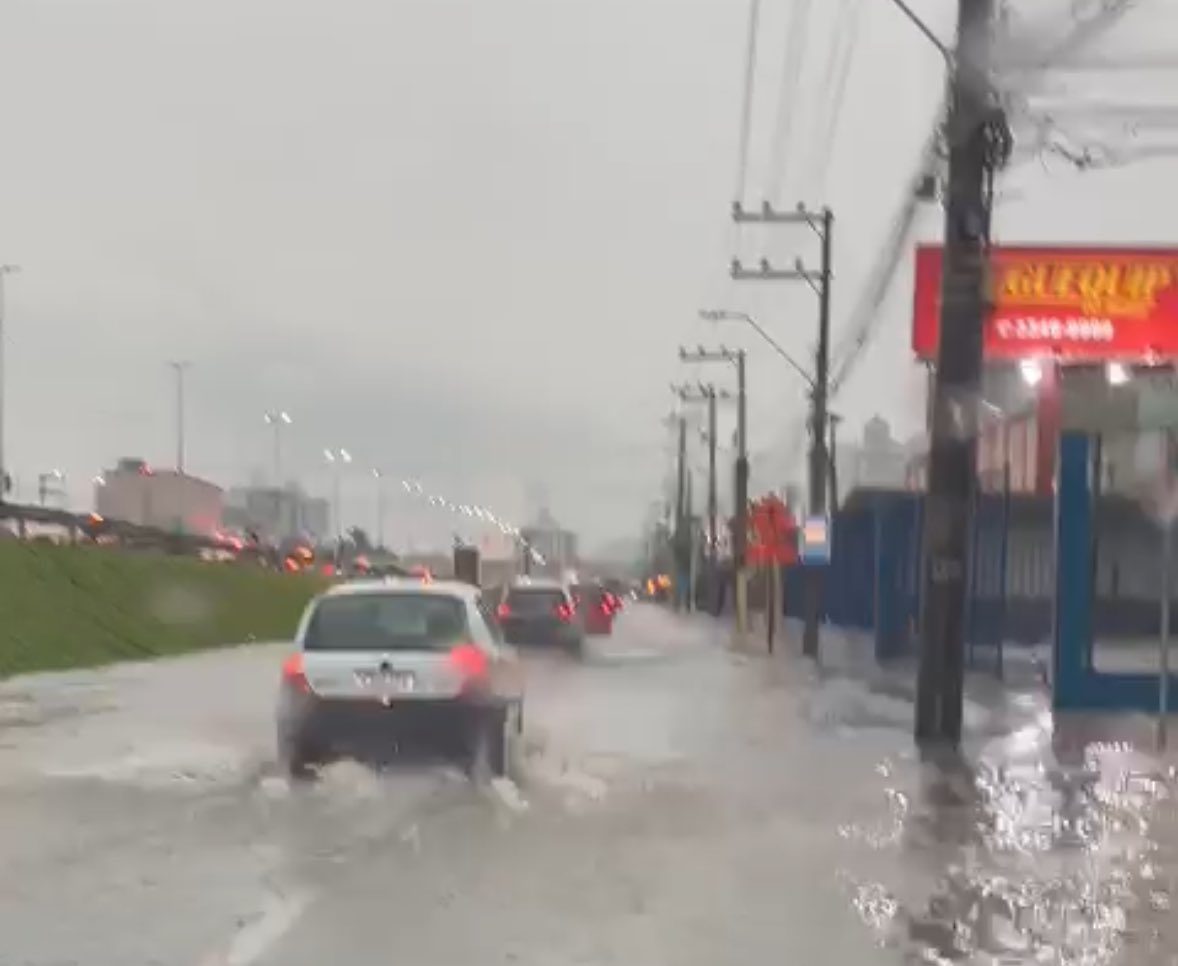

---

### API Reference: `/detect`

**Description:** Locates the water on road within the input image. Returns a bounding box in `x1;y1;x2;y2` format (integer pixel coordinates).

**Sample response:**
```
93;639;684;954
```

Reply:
1;603;1175;965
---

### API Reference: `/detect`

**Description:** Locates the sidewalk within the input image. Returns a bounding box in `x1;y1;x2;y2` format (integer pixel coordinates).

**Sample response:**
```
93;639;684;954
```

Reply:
689;610;1178;963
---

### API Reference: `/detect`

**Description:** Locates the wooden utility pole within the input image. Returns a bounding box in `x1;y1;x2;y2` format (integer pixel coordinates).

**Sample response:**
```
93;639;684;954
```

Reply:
731;204;834;658
915;0;1010;747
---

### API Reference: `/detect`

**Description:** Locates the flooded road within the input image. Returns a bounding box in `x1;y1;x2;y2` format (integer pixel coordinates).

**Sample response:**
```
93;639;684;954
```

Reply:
1;604;1176;965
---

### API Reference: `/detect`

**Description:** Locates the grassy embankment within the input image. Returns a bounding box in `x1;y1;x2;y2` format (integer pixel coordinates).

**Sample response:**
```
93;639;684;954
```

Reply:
0;540;327;679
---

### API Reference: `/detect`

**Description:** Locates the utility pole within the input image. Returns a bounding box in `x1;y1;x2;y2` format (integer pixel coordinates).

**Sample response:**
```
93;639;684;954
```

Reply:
915;0;1009;747
680;345;746;619
731;203;834;658
828;413;842;511
167;361;192;475
706;386;718;599
674;412;688;611
0;265;21;502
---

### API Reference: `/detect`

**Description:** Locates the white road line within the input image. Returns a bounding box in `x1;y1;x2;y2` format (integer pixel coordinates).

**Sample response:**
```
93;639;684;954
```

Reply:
197;888;313;966
227;889;313;966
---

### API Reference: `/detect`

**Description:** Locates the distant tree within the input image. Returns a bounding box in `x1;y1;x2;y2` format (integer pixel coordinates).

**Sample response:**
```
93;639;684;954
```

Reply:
347;526;373;553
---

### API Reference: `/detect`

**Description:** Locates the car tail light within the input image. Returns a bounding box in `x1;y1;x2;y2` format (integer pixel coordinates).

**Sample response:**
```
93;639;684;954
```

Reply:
282;652;310;694
448;643;489;681
496;602;511;620
555;602;573;622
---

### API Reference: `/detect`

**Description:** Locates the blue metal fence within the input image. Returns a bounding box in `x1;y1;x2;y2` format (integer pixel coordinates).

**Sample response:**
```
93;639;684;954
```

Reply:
783;488;1018;664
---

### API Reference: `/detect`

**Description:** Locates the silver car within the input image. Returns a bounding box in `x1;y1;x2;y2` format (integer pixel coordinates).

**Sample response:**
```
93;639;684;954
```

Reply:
276;578;524;779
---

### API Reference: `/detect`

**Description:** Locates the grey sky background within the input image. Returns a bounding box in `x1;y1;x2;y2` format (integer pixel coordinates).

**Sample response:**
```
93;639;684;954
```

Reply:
0;0;1172;553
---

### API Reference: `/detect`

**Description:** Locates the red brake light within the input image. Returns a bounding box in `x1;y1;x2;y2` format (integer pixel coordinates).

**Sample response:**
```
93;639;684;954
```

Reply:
497;602;511;620
448;643;489;680
282;652;310;694
555;602;573;622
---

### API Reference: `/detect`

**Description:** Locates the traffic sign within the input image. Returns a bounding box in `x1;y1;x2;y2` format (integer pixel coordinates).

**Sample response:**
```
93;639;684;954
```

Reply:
799;515;831;565
746;495;796;566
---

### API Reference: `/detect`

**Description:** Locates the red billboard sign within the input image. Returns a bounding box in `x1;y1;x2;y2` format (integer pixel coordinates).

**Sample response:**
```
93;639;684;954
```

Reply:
912;244;1178;361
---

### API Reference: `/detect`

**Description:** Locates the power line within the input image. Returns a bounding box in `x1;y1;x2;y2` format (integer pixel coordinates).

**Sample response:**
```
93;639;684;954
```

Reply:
733;0;764;206
829;132;938;394
807;0;865;198
826;0;1139;398
765;0;814;205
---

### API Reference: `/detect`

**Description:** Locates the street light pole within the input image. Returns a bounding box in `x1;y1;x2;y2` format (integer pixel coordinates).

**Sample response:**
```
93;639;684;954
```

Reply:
323;448;353;547
372;468;385;550
0;265;22;502
167;361;192;474
264;411;292;485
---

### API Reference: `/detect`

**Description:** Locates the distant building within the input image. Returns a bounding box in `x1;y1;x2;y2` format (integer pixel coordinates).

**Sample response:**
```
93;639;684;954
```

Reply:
836;416;909;496
94;458;222;535
223;484;330;543
520;507;578;573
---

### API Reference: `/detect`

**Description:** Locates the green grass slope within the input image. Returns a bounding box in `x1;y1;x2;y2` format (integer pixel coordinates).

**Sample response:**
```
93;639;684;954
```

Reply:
0;540;326;678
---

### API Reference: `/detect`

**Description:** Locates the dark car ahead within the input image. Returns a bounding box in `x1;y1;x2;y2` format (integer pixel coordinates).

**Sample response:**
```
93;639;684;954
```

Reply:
496;579;584;656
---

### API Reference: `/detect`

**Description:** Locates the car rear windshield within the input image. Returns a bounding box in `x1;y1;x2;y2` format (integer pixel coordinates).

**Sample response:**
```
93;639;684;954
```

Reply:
505;588;566;614
304;593;468;651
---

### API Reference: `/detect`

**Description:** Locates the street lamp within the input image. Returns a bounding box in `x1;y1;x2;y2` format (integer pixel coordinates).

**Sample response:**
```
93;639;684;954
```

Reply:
699;308;815;389
264;411;293;485
0;264;21;501
323;447;352;543
371;468;385;549
1019;358;1044;386
167;361;192;474
883;0;953;65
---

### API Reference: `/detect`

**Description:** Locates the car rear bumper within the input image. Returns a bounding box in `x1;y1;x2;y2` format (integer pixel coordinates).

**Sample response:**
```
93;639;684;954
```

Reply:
278;692;501;757
500;619;581;647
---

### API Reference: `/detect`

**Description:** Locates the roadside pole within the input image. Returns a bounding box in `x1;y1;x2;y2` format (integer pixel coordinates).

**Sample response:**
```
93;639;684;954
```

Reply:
730;206;834;659
915;0;1009;746
1160;513;1171;749
674;414;688;611
706;387;719;613
735;351;750;640
768;560;779;653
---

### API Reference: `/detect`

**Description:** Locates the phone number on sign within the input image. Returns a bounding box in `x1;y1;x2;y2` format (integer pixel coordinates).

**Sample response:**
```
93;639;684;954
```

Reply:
993;317;1115;342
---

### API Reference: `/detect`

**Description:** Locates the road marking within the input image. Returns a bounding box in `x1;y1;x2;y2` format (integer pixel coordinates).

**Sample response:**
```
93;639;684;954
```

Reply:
197;889;313;966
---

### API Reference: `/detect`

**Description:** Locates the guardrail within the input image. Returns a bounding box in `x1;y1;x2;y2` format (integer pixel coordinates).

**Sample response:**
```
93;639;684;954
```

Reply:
0;501;246;558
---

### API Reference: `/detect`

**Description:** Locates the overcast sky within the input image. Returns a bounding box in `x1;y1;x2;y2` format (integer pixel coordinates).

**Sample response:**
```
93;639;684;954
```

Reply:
0;0;1172;552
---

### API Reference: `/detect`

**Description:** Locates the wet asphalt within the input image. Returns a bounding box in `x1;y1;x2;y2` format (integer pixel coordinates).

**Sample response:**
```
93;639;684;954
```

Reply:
1;603;1177;965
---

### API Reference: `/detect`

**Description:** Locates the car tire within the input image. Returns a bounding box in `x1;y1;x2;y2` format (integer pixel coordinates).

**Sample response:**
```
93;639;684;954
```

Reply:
279;739;320;781
467;706;509;783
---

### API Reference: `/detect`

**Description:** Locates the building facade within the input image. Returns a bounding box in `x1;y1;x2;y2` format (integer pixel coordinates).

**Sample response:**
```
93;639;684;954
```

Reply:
520;507;578;572
904;362;1173;497
836;416;910;497
94;458;223;535
223;484;330;543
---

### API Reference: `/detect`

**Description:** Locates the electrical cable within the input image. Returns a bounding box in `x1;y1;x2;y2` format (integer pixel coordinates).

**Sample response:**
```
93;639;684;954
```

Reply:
765;0;815;205
827;0;1141;397
733;0;764;206
807;0;865;198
